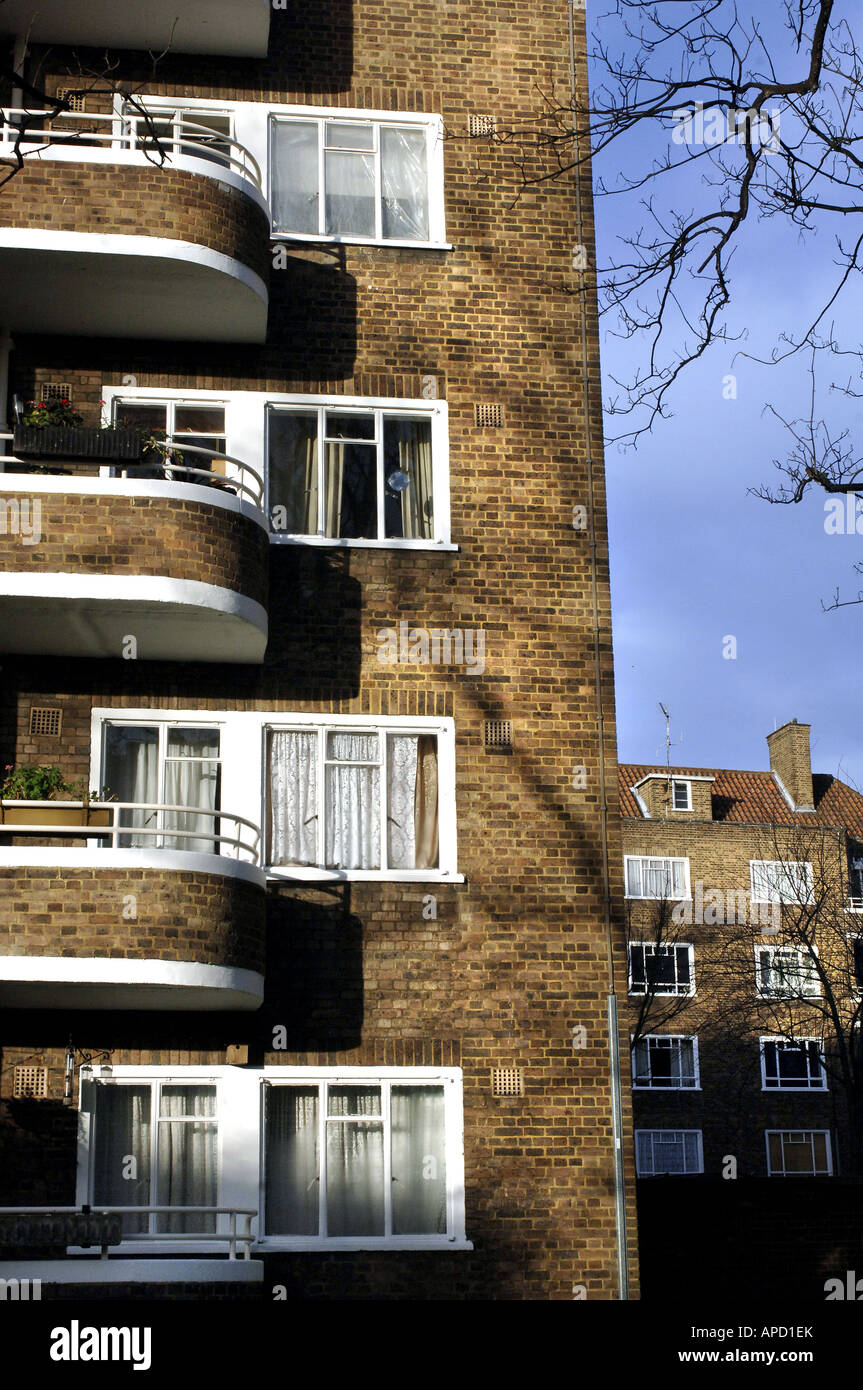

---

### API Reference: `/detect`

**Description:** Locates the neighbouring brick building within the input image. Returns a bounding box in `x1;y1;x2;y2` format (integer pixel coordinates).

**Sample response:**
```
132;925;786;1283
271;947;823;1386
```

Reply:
620;719;863;1299
0;0;638;1299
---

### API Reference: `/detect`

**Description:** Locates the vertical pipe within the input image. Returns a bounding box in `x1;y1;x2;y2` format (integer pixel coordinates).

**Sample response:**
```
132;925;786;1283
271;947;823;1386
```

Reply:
0;328;13;433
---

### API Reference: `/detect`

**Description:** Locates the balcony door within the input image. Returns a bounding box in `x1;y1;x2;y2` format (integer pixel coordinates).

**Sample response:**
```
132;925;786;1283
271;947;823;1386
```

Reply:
102;723;221;853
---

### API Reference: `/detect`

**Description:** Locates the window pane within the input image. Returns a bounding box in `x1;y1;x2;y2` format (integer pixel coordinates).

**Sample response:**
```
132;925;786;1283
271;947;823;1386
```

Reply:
272;120;319;234
265;1087;319;1235
103;724;159;847
114;403;167;434
268;730;318;866
159;1085;216;1118
164;730;220;854
325;1121;384;1235
268;411;319;533
387;734;439;869
325;441;377;538
783;1135;815;1174
325;413;376;441
166;728;220;759
156;1118;218;1233
328;1085;381;1117
625;860;641;896
325;149;375;236
381;127;429;240
326;734;380;867
326;122;374;150
384;417;434;538
392;1086;446;1234
93;1085;151;1235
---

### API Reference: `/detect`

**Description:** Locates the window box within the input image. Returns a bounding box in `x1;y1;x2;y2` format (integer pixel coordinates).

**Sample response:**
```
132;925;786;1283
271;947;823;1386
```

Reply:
766;1130;832;1176
12;426;144;462
624;855;690;899
0;801;112;830
270;111;446;247
635;1129;703;1176
632;1034;700;1089
760;1038;826;1091
628;943;695;996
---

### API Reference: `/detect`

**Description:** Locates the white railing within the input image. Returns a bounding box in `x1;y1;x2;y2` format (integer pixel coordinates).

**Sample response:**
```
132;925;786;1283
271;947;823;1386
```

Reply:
0;434;265;510
848;896;863;913
0;800;261;865
0;1206;257;1260
0;107;263;192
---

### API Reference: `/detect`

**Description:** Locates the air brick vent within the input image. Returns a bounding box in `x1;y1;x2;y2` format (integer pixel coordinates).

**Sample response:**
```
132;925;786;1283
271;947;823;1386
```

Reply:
29;707;63;738
468;114;497;137
13;1065;48;1099
474;402;504;428
40;382;73;404
484;719;513;752
491;1067;524;1098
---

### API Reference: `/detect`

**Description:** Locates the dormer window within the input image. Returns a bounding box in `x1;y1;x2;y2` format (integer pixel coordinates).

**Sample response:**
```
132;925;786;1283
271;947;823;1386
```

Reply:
672;779;692;811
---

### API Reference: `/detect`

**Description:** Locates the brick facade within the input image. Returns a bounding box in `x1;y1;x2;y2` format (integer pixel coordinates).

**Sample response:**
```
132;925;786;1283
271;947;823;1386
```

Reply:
0;0;639;1301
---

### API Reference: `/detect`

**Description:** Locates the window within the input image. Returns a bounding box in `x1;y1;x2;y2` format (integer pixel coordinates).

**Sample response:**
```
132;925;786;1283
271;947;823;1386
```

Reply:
270;114;443;244
750;860;814;905
624;856;690;899
635;1130;703;1176
121;102;234;170
672;779;691;810
267;404;439;541
628;943;695;996
755;946;821;999
101;720;221;852
760;1038;826;1091
90;1082;218;1234
264;1075;460;1242
266;721;455;877
632;1035;699;1089
113;398;227;484
766;1130;832;1176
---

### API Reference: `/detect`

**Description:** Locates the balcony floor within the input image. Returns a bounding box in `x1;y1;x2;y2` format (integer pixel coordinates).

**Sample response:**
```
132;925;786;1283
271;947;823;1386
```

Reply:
0;0;270;55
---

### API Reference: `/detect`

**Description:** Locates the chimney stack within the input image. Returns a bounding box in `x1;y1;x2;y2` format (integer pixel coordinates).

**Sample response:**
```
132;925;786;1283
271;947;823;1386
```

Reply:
767;719;814;811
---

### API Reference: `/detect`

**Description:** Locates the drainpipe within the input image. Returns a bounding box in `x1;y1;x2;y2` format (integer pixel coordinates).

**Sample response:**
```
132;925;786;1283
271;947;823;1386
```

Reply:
0;329;13;434
567;0;630;1300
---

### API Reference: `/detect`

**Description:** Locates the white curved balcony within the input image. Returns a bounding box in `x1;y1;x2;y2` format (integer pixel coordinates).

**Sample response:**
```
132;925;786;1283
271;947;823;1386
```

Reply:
0;109;269;342
0;0;271;57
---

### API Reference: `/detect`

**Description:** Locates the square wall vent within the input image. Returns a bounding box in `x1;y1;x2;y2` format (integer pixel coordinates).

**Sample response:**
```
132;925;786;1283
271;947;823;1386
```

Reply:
484;719;513;752
474;402;504;428
13;1065;48;1099
468;114;497;137
491;1067;524;1098
54;90;86;113
40;382;73;403
29;707;62;738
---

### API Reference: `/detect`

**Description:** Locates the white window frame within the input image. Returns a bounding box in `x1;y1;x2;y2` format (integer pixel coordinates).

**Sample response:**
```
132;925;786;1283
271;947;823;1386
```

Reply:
754;944;821;999
265;714;458;881
635;1129;703;1176
265;396;451;546
627;942;695;997
268;106;448;248
765;1129;833;1176
100;386;456;551
90;708;462;884
760;1037;827;1091
631;1034;700;1090
259;1067;468;1249
75;1065;471;1254
624;855;691;900
671;779;692;811
749;859;815;905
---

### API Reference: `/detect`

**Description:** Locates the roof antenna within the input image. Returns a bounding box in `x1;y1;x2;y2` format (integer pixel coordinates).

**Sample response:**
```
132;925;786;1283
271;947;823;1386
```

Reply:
658;702;672;773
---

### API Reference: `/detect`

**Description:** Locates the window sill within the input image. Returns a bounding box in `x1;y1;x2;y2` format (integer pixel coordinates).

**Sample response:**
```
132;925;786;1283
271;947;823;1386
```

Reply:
267;867;465;884
633;1084;702;1092
255;1237;473;1251
271;233;453;252
624;894;692;902
269;536;460;552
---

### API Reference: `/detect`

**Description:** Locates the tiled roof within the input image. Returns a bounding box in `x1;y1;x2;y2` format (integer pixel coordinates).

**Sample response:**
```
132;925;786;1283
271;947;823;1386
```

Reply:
618;764;863;839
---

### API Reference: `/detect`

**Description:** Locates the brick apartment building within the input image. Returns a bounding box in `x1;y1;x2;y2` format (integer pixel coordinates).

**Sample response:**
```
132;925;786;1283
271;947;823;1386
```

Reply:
0;1;639;1299
620;719;863;1298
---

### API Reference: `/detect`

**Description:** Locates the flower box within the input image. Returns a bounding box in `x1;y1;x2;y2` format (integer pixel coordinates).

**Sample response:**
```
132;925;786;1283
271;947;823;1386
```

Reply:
0;802;112;829
12;426;143;462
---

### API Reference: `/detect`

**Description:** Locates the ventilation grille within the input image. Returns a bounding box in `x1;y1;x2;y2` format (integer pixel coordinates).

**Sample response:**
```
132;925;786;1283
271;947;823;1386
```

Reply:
13;1065;48;1099
468;114;497;137
474;402;504;428
40;382;73;404
29;707;62;738
55;89;86;113
491;1067;524;1098
484;719;513;752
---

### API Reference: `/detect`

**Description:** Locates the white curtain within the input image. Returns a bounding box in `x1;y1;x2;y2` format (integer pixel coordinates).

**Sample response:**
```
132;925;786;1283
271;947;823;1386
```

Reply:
325;1087;384;1236
325;732;380;869
268;731;318;866
103;726;159;848
381;127;429;240
163;730;220;854
387;735;439;869
391;1086;446;1234
156;1086;218;1233
93;1085;151;1235
265;1087;319;1235
271;120;319;234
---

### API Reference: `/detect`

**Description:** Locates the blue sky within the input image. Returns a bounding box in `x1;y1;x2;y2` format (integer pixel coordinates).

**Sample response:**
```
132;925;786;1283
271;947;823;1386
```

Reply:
590;4;863;786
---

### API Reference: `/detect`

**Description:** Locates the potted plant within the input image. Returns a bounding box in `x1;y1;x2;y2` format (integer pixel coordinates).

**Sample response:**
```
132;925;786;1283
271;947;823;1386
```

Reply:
0;764;112;829
13;400;144;462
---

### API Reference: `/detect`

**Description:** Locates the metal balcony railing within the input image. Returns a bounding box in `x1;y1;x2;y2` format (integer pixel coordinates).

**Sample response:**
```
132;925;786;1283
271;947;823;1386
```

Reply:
0;1206;257;1260
0;107;263;192
0;800;261;865
0;434;265;510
